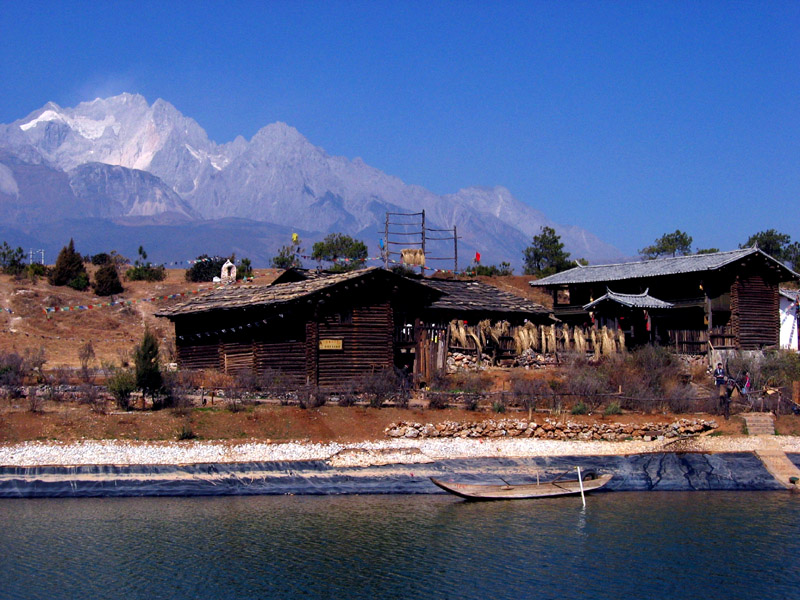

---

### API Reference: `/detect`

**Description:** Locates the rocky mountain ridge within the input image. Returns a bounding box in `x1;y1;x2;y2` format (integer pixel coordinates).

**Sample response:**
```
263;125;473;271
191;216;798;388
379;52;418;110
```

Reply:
0;93;625;268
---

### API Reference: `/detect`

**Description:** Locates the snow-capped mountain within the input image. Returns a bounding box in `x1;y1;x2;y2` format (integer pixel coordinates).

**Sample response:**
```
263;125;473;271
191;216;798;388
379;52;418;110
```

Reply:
0;94;624;267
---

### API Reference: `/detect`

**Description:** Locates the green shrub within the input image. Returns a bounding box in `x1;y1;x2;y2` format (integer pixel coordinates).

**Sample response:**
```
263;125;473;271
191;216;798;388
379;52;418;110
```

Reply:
107;368;136;410
603;402;622;416
93;264;124;296
126;264;166;282
67;272;90;291
91;253;112;266
492;399;506;413
134;329;163;407
177;421;197;440
26;263;47;280
126;246;166;282
571;401;588;415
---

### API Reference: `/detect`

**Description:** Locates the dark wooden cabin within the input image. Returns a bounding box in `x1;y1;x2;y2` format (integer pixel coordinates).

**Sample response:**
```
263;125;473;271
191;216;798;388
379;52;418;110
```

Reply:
157;268;553;389
157;268;437;389
530;247;799;354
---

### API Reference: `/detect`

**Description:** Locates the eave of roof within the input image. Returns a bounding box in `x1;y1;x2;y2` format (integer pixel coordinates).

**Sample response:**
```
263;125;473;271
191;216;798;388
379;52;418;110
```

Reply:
780;288;800;301
529;247;800;287
583;288;674;311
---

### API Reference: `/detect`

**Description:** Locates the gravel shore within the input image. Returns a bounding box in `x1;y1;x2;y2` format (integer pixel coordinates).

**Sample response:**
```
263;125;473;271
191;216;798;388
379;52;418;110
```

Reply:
2;434;800;468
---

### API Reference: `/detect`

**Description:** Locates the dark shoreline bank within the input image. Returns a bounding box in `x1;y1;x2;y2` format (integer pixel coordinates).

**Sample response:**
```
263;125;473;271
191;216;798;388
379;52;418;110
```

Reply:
1;452;795;498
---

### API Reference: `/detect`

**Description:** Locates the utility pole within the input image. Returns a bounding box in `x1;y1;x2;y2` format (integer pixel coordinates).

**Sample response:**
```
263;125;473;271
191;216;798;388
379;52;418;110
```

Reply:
420;210;426;276
29;248;44;265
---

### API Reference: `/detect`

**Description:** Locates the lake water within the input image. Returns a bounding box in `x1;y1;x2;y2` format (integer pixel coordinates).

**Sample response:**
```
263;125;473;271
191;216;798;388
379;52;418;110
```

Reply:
1;492;798;600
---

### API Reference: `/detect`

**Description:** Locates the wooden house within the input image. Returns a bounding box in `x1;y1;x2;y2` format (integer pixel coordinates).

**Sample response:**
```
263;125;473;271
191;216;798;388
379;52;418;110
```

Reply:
156;268;552;389
530;247;799;355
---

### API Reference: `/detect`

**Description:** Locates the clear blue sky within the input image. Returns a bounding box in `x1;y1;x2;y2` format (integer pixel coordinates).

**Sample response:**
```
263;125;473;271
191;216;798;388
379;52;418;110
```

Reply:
2;1;798;256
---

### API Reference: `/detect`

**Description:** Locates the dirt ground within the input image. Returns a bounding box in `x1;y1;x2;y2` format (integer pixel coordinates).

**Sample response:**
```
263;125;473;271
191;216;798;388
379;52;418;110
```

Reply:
0;267;281;368
0;396;761;445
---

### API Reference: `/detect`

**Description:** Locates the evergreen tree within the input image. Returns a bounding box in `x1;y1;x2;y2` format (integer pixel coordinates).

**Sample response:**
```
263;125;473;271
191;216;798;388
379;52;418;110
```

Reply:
49;239;88;288
523;227;574;277
134;329;163;407
0;242;25;275
93;263;124;296
311;233;368;272
639;230;693;260
271;235;303;269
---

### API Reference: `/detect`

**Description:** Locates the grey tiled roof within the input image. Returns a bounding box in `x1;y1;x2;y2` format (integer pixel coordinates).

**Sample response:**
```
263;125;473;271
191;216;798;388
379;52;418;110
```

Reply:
420;279;551;315
583;289;674;311
531;247;797;286
157;268;431;317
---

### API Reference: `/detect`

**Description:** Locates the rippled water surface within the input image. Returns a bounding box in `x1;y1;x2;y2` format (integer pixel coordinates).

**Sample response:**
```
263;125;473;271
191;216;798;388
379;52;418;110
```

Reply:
2;492;799;599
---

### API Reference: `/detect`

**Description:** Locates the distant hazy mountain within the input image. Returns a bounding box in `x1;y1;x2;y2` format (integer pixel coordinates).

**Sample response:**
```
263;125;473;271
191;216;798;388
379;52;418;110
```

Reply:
0;93;625;268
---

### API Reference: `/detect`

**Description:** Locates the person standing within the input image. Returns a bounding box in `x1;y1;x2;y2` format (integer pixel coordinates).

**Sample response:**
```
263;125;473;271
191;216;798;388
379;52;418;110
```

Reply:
713;362;729;419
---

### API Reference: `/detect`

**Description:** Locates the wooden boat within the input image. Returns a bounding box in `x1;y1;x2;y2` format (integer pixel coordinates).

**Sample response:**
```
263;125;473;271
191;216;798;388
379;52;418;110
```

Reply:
430;471;613;501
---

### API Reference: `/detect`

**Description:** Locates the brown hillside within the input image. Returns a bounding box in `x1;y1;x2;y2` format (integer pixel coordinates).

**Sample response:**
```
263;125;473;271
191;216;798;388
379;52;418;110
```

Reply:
0;267;281;368
1;269;552;370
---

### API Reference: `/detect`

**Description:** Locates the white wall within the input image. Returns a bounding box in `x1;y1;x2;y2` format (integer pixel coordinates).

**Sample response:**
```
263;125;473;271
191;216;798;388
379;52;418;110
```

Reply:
780;294;799;351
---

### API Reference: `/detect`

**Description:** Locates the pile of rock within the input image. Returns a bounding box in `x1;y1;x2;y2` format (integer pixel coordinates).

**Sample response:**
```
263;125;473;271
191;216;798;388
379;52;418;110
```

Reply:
385;417;718;441
514;349;558;368
446;351;490;372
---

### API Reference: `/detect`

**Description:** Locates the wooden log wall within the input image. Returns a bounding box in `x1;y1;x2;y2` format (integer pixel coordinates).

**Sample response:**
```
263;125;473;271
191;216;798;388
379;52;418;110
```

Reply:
315;303;393;388
176;344;221;370
222;342;254;375
255;341;306;387
731;273;778;350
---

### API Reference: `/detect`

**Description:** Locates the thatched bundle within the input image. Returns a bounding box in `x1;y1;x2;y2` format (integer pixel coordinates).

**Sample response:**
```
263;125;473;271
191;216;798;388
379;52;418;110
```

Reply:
617;328;626;352
449;320;468;348
488;320;510;345
513;322;540;354
590;328;600;359
561;325;571;352
573;326;586;354
401;248;426;266
599;326;615;356
467;330;482;356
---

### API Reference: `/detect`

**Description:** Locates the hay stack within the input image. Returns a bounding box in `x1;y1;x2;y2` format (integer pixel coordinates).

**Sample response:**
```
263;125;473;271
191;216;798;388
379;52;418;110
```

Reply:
449;320;468;348
573;326;586;355
590;328;600;360
400;248;425;266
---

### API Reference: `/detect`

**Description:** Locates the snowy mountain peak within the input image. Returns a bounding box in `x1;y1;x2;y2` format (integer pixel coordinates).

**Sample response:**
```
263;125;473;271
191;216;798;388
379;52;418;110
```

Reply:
0;94;626;266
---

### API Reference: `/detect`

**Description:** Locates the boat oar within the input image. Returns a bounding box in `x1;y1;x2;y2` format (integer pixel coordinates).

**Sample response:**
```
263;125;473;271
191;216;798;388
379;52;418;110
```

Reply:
498;476;514;490
577;466;586;508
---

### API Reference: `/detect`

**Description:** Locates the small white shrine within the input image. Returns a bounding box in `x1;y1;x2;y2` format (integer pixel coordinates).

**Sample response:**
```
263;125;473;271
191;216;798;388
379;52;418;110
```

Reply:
220;259;237;285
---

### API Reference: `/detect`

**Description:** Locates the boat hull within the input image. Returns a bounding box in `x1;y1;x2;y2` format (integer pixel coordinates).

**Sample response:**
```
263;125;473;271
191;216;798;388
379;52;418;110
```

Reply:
430;473;613;501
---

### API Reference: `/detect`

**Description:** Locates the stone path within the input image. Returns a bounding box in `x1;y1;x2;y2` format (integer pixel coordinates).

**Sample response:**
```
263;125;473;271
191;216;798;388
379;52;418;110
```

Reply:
743;412;800;490
742;412;776;435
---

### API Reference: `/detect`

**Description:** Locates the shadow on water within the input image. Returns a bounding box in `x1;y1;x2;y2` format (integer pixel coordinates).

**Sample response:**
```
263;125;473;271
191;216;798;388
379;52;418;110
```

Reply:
1;491;798;600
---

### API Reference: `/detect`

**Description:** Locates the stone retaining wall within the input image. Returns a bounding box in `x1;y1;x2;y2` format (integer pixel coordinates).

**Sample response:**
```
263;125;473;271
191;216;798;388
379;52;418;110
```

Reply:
385;417;718;441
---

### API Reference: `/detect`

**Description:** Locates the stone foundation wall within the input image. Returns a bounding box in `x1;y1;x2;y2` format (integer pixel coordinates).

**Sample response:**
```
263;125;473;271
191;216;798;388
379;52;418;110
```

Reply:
385;417;718;441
